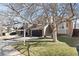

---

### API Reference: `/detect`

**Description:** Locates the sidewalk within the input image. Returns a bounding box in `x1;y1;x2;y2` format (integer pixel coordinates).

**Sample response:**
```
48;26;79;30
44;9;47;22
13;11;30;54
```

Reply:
0;45;24;56
0;39;24;56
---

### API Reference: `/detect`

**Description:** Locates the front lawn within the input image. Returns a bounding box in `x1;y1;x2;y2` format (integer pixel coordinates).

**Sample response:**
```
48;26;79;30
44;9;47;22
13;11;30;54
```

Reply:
13;37;78;56
58;36;74;46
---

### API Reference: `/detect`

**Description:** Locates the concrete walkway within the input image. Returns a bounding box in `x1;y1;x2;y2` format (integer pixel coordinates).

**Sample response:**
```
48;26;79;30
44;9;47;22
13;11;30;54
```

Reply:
0;39;23;56
12;37;39;41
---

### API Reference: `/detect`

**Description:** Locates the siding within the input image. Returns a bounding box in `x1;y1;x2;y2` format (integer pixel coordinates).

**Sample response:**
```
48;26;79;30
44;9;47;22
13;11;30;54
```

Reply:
58;22;67;34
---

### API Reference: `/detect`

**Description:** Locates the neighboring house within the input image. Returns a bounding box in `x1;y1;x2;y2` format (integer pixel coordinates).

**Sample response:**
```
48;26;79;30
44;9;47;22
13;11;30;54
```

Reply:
16;16;74;37
16;21;73;37
0;25;16;36
17;24;43;37
33;16;74;36
58;20;73;36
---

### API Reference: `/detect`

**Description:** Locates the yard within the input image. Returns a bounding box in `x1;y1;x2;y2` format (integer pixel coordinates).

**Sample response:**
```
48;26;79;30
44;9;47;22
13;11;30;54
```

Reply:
12;36;78;56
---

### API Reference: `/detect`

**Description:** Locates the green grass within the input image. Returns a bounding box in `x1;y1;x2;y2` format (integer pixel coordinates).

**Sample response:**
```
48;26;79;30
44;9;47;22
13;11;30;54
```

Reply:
58;36;74;46
13;36;78;56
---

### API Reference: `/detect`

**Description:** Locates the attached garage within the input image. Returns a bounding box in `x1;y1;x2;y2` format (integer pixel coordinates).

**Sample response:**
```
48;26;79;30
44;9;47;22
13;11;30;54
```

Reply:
31;26;43;37
17;30;28;37
32;30;42;37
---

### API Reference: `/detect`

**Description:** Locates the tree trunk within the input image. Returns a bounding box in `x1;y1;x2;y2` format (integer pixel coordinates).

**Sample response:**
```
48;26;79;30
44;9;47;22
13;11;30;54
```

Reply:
24;29;26;37
50;16;57;42
23;22;26;45
52;22;57;42
43;24;49;37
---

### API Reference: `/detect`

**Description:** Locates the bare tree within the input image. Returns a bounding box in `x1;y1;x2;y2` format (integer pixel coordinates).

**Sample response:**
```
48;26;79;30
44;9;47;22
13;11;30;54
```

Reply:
1;3;77;42
40;3;75;41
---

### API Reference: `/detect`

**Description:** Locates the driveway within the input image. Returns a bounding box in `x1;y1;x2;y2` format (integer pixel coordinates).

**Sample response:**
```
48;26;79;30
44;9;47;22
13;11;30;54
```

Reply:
0;36;39;56
0;39;23;56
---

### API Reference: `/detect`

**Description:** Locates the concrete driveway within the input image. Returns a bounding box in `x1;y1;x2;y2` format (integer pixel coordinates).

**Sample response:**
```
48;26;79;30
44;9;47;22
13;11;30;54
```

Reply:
0;39;23;56
0;36;39;56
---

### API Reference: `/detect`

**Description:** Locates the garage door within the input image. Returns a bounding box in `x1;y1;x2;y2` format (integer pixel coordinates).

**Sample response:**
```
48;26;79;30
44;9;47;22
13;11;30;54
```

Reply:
32;30;42;37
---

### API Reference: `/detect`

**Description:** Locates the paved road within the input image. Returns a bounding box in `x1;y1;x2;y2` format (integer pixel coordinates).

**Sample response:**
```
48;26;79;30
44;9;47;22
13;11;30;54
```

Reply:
0;39;23;56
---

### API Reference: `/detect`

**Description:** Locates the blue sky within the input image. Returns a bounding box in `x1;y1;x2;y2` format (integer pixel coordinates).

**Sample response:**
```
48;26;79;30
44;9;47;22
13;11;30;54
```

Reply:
0;3;79;28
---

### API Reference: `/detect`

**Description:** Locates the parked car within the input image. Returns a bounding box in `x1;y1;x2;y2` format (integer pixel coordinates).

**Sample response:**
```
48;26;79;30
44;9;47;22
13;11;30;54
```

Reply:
10;32;17;35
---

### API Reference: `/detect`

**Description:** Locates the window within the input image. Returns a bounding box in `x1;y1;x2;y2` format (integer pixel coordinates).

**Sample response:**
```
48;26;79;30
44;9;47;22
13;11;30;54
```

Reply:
62;25;64;29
